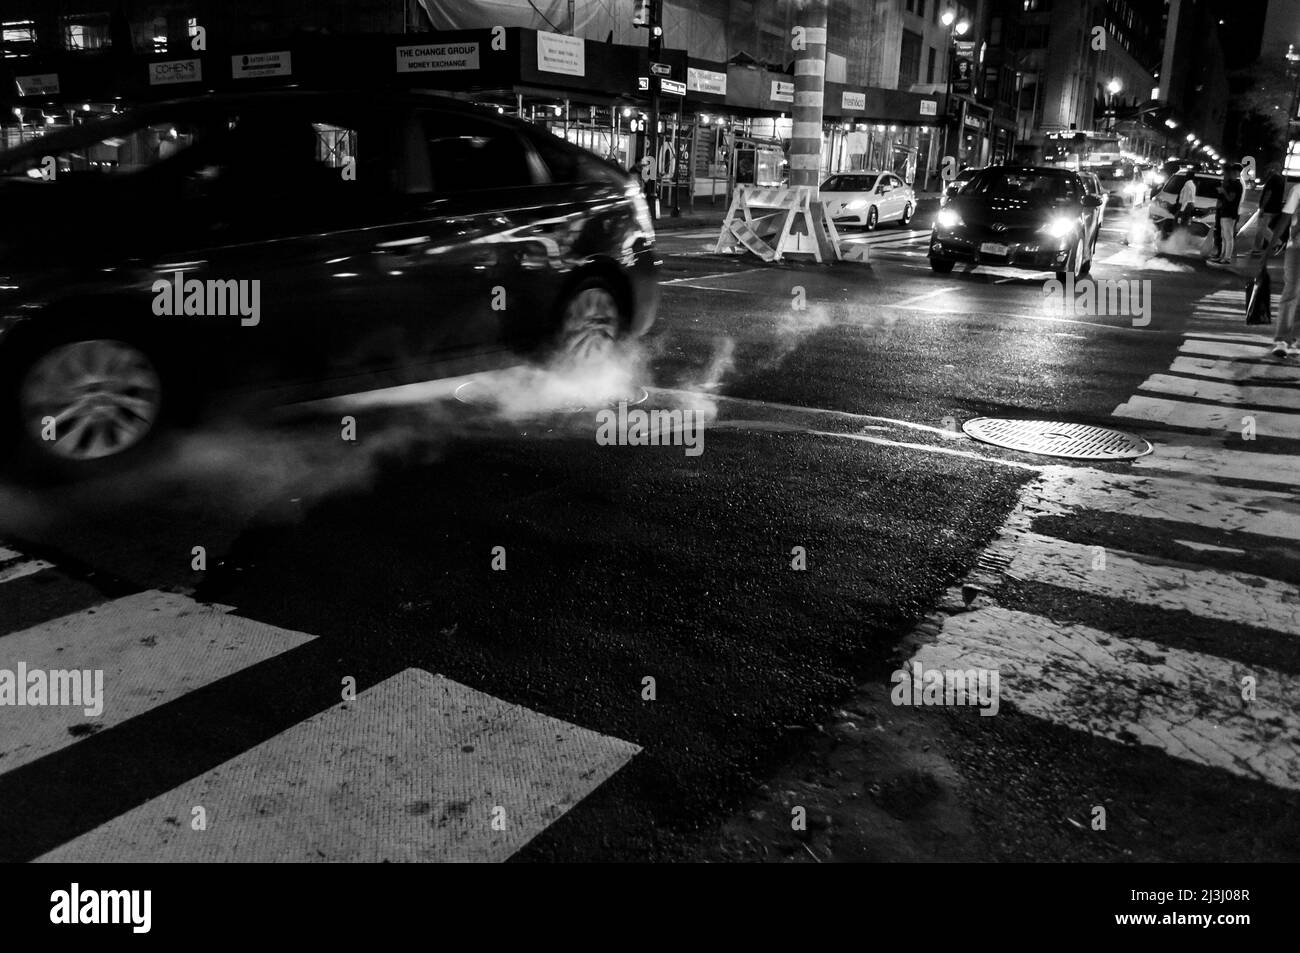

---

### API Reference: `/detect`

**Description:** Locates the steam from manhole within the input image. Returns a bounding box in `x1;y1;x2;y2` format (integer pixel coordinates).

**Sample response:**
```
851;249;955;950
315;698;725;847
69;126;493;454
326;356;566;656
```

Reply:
961;418;1152;461
453;379;649;415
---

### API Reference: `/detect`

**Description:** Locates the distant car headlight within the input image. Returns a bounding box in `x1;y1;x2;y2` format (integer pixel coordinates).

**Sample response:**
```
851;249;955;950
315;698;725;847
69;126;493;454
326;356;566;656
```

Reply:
1040;217;1075;238
936;208;962;229
846;199;868;210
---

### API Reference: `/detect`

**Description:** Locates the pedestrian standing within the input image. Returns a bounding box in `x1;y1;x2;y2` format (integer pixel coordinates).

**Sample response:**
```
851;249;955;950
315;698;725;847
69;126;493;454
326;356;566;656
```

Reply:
1270;182;1300;358
1253;164;1286;256
1176;174;1198;228
1209;163;1243;265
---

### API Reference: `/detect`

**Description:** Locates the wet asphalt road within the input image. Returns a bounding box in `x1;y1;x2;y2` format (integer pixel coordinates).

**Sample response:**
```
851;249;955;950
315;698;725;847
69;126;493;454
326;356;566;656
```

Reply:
3;203;1291;861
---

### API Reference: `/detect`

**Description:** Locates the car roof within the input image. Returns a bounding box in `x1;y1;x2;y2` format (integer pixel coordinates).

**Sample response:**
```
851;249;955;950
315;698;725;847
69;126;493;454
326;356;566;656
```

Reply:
0;88;511;163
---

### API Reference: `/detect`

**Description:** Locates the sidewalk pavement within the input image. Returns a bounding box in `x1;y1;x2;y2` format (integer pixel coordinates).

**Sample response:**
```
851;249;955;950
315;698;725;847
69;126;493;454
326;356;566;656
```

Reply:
651;190;944;232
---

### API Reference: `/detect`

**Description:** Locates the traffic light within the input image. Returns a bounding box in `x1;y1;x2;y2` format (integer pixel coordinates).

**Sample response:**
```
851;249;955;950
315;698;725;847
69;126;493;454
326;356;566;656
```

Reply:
649;24;662;59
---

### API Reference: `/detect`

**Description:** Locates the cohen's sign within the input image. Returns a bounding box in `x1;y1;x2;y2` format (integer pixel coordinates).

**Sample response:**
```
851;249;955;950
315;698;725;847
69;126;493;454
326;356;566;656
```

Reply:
149;59;202;86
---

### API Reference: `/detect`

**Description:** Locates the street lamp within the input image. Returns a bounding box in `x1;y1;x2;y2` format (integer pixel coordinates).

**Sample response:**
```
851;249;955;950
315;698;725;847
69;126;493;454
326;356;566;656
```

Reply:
1105;78;1122;133
939;10;972;187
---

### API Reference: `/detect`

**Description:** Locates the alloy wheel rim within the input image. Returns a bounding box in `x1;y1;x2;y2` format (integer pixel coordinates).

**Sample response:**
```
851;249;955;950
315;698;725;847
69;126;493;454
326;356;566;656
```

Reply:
561;288;619;363
20;339;162;461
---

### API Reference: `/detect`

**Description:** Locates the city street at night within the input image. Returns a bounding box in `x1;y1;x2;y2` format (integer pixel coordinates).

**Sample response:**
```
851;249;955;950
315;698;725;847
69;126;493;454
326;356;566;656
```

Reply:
0;0;1295;930
3;201;1297;867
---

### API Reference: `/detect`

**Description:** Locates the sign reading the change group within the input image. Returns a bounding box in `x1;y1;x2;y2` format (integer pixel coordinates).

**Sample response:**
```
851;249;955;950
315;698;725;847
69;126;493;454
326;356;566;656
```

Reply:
396;43;480;73
537;31;584;76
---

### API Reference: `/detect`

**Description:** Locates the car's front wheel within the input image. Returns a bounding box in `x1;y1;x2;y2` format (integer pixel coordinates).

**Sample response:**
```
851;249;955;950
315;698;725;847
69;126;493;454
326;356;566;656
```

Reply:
8;336;166;477
552;277;626;365
899;203;914;226
864;206;879;231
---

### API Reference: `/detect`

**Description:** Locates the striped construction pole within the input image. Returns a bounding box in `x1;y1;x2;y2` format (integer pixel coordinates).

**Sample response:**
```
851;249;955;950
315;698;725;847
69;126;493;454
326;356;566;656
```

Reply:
790;0;837;259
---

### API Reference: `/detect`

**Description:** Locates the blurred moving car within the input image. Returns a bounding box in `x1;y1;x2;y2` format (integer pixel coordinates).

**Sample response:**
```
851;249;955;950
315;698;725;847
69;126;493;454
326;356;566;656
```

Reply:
1148;170;1220;242
941;166;982;206
0;90;659;476
928;165;1103;280
821;171;916;229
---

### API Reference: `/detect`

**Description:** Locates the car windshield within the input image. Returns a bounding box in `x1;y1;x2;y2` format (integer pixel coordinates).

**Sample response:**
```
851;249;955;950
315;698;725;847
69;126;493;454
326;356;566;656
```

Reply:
823;174;877;192
967;169;1075;203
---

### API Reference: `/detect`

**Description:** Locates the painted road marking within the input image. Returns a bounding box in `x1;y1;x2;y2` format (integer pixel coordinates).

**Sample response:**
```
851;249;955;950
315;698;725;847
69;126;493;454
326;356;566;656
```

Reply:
0;545;24;562
1113;395;1300;438
0;558;54;585
0;590;314;775
1138;373;1300;410
991;531;1300;635
1179;339;1277;360
1032;468;1300;541
1168;356;1300;383
914;606;1300;790
1131;442;1300;485
36;668;640;863
887;287;955;309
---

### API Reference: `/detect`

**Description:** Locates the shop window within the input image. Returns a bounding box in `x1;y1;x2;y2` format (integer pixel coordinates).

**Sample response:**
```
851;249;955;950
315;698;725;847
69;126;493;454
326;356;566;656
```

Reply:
61;13;112;51
3;19;36;58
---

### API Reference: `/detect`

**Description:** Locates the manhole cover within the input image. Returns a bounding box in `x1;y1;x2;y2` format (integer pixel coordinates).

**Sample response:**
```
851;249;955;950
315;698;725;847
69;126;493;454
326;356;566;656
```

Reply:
961;418;1152;460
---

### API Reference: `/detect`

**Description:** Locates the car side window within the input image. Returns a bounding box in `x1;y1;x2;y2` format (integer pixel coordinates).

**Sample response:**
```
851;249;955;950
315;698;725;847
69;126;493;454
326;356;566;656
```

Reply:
418;113;537;194
183;110;400;237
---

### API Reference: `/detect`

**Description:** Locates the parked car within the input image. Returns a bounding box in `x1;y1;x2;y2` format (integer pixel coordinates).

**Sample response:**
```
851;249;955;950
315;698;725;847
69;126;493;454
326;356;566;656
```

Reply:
0;90;659;476
820;171;916;230
928;165;1103;280
1148;170;1221;242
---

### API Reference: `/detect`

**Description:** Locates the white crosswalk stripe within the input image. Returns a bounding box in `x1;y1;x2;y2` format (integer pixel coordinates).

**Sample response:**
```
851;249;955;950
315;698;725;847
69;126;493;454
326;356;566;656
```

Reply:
0;542;639;862
902;286;1300;791
913;607;1300;791
36;668;639;863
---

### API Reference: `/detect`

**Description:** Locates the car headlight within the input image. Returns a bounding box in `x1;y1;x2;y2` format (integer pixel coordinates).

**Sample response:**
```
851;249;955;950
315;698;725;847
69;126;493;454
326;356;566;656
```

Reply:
936;208;962;229
846;199;868;210
1040;217;1075;238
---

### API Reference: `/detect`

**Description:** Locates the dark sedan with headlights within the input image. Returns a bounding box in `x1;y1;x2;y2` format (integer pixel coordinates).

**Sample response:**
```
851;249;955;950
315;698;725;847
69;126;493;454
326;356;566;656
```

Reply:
929;165;1103;280
0;90;659;476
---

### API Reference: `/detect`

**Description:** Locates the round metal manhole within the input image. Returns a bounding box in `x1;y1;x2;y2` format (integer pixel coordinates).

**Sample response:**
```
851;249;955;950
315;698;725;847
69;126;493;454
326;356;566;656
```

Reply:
961;418;1152;461
453;379;649;414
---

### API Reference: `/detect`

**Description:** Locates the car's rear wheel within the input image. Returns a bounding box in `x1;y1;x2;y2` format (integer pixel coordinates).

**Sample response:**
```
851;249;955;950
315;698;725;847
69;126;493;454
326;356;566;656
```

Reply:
8;336;165;477
929;257;955;274
899;203;913;226
864;206;879;231
553;278;625;364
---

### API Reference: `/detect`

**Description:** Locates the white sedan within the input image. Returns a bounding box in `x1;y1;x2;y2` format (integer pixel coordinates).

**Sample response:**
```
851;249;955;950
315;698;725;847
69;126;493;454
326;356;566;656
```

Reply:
820;171;916;230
